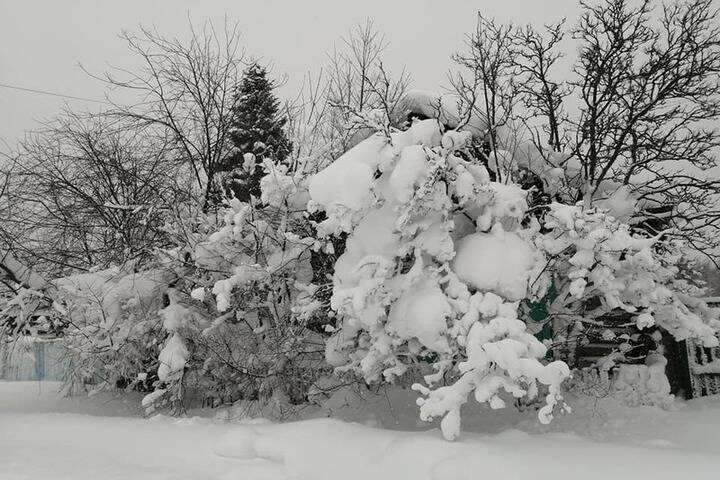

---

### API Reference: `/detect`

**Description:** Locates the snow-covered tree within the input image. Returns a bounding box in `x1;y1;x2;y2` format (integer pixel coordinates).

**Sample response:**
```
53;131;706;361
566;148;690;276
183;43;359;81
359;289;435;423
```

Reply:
453;0;720;263
309;117;571;440
307;73;720;435
221;65;292;202
4;265;177;396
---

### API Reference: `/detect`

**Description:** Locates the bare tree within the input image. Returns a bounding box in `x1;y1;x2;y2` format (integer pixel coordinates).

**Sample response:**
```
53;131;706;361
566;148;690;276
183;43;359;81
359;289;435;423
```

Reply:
571;0;720;255
455;1;720;260
451;13;521;182
282;19;410;174
7;112;188;275
0;150;54;293
0;187;46;294
284;70;333;173
515;20;572;154
86;21;247;210
325;19;410;154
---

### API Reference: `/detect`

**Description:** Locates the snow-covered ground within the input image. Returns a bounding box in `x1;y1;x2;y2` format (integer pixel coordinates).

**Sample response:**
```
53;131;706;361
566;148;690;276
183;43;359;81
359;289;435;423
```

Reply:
2;381;720;479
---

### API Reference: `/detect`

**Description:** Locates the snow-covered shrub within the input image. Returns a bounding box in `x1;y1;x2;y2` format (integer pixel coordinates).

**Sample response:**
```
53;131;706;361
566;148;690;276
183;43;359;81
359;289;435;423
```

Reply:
19;267;176;395
0;287;59;337
309;118;571;440
537;203;720;363
141;159;330;417
1;152;334;416
62;269;175;393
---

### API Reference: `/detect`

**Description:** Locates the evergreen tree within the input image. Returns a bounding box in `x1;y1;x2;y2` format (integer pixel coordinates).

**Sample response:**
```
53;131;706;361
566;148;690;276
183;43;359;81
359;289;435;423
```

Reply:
221;64;292;202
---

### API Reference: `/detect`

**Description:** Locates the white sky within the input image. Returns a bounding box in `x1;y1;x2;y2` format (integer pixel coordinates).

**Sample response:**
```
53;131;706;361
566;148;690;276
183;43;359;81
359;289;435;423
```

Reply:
0;0;581;148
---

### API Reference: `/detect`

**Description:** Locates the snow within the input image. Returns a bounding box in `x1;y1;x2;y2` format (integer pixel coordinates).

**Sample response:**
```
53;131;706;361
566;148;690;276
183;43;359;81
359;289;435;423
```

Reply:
53;267;173;326
387;279;451;352
0;248;51;290
140;388;167;408
259;160;298;207
157;333;189;382
596;185;637;222
4;381;720;479
613;354;673;408
451;226;539;301
388;144;431;202
159;300;192;332
190;287;206;302
692;359;720;374
332;203;400;289
308;132;386;212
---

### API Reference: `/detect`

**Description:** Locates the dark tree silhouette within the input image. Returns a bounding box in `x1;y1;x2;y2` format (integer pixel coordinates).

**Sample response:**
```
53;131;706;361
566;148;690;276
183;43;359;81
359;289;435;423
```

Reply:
221;64;292;202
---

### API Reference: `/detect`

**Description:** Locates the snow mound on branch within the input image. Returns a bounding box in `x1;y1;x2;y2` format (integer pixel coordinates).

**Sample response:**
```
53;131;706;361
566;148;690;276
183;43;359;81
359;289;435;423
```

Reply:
387;279;451;352
190;287;205;302
388;145;431;203
392;116;443;149
309;119;444;220
157;333;189;383
596;185;637;222
309;119;444;240
259;160;298;208
158;295;196;332
308;133;386;212
52;267;120;294
452;226;540;301
333;203;400;288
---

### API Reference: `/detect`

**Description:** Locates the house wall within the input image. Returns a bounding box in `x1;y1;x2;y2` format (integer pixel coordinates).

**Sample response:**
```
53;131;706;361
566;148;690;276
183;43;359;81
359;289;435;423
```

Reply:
0;338;67;381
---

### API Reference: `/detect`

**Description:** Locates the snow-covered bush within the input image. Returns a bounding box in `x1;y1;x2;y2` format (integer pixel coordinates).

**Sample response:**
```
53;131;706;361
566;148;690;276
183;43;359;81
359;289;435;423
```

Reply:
0;287;58;337
307;85;720;437
0;157;332;417
309;118;571;440
9;267;176;395
537;203;720;365
140;159;330;416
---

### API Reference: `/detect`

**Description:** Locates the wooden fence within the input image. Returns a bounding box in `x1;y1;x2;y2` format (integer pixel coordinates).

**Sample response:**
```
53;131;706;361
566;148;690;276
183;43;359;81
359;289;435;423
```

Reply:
684;300;720;398
686;341;720;397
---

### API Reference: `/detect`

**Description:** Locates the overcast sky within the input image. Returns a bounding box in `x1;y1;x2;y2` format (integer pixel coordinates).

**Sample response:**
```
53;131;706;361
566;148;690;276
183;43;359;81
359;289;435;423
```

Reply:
0;0;581;148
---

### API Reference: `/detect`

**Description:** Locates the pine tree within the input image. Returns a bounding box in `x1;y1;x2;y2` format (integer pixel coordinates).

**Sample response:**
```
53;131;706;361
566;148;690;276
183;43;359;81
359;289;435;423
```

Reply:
221;64;292;202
